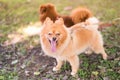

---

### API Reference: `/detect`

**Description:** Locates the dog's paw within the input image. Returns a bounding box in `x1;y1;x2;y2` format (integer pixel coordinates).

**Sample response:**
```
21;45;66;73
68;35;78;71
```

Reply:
71;72;76;76
85;50;92;55
53;67;60;72
103;53;108;60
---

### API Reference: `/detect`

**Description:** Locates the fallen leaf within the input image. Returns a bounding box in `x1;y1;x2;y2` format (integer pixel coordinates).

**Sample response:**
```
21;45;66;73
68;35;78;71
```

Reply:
25;70;30;76
92;71;99;76
34;71;40;76
20;64;26;69
11;60;18;65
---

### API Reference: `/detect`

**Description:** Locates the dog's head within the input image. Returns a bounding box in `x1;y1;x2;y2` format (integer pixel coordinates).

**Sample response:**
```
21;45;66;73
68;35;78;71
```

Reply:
41;17;68;52
40;3;55;14
39;3;58;23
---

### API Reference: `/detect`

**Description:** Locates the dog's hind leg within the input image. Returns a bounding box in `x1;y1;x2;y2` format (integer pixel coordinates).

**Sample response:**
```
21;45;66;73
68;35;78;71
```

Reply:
91;36;108;60
92;45;107;60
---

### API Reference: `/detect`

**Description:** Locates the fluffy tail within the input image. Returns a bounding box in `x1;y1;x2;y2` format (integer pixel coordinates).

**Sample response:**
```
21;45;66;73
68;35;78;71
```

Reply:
80;17;113;30
70;7;92;24
86;17;113;30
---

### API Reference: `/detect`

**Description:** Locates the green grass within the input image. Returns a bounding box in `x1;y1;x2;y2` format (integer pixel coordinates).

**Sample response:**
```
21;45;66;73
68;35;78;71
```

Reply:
0;69;18;80
0;0;120;80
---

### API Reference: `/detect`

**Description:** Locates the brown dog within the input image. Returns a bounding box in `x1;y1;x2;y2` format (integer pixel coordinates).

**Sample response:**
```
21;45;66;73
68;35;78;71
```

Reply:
40;17;107;76
39;3;92;27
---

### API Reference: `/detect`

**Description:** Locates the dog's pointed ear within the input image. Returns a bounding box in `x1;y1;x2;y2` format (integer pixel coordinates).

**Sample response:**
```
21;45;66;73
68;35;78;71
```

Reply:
55;18;64;25
43;17;53;25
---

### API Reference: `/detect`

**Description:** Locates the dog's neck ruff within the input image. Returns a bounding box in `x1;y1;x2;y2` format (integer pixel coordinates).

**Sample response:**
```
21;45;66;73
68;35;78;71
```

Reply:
56;28;71;54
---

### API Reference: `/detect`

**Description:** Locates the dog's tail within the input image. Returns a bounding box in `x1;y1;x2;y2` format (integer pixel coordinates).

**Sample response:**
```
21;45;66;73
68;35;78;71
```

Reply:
87;17;113;29
86;17;113;30
80;17;113;30
70;7;92;24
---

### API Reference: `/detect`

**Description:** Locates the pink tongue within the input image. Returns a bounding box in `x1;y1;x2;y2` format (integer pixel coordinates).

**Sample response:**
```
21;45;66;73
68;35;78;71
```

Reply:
51;40;56;52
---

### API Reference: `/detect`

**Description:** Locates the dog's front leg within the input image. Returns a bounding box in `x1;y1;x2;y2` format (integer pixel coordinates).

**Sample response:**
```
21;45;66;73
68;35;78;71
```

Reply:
53;58;63;71
67;55;79;76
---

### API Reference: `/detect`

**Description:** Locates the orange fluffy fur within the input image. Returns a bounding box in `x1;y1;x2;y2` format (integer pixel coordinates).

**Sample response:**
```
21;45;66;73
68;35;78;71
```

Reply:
70;7;92;24
40;18;107;76
39;3;92;27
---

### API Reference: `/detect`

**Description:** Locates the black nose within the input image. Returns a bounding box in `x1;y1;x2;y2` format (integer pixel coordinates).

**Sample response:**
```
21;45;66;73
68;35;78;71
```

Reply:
52;37;56;41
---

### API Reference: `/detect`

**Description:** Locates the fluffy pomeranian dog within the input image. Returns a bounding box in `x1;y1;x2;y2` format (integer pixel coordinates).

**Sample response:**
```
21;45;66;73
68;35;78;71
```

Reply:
39;3;92;27
40;17;107;76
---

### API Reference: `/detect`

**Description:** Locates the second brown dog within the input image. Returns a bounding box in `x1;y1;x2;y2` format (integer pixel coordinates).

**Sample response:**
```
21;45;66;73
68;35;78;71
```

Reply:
39;3;92;27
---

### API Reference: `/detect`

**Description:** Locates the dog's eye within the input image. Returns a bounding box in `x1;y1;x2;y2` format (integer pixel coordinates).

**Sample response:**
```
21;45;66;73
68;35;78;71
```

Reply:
56;33;60;36
48;32;52;35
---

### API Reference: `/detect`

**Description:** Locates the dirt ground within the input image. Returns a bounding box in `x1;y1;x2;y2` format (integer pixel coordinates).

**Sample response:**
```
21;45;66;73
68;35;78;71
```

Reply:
0;41;120;80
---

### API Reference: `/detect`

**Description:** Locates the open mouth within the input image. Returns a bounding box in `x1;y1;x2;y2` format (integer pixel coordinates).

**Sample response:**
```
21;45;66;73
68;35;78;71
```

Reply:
48;38;57;52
